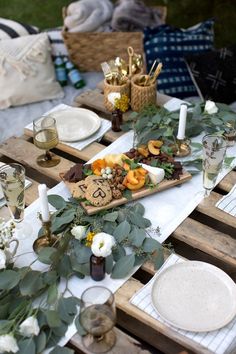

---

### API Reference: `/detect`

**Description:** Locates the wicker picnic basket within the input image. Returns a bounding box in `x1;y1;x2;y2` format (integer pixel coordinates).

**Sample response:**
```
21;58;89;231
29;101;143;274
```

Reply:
62;6;166;72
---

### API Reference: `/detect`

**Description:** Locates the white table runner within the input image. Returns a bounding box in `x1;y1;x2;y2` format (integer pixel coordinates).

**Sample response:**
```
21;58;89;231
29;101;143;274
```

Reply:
25;104;111;151
130;254;236;354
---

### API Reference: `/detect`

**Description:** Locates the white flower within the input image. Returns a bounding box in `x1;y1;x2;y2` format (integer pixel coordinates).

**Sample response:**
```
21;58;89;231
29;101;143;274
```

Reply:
0;334;19;353
91;232;116;258
204;100;218;114
19;316;40;337
107;92;121;106
71;225;87;240
0;249;6;270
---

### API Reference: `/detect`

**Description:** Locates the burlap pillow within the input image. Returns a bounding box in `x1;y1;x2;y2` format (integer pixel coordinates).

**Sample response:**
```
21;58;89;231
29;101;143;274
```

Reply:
0;33;64;109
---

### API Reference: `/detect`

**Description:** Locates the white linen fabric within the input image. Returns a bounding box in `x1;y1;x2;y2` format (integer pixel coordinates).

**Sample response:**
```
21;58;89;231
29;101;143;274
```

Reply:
64;0;113;32
0;17;38;39
0;33;64;109
25;103;111;150
130;254;236;354
216;184;236;217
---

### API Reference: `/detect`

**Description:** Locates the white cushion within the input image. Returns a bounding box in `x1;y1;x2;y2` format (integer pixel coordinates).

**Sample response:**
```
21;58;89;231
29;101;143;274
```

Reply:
0;33;64;109
0;17;39;39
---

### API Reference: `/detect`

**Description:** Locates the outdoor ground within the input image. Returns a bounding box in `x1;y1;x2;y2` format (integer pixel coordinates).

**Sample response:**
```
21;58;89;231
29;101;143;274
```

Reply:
0;0;235;48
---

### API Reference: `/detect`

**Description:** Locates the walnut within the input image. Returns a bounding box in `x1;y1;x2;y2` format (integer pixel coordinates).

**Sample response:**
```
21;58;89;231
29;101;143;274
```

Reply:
112;189;122;199
117;183;125;191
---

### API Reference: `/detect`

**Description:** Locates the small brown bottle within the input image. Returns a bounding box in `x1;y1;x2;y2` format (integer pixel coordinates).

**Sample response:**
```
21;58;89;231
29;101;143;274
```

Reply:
111;109;123;132
90;254;105;281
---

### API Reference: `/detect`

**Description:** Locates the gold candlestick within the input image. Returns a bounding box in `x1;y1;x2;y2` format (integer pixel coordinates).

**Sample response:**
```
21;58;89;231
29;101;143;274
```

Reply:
175;138;191;157
33;216;58;254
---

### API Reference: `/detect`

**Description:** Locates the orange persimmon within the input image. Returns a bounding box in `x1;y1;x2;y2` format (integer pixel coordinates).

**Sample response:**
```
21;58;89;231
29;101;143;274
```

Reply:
123;168;147;190
91;159;106;176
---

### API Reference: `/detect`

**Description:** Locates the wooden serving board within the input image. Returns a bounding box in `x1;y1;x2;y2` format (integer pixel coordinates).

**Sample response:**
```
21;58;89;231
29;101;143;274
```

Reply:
80;170;192;215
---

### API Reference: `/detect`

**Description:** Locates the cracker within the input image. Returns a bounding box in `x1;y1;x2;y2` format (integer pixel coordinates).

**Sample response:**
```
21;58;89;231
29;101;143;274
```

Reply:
85;180;112;206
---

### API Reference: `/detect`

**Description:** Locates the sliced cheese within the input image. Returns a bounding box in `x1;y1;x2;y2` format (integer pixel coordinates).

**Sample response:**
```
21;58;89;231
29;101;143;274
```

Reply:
141;163;165;185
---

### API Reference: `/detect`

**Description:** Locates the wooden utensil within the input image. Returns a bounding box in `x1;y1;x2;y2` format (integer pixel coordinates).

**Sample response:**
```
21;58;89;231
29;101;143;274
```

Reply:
150;63;163;84
127;46;134;79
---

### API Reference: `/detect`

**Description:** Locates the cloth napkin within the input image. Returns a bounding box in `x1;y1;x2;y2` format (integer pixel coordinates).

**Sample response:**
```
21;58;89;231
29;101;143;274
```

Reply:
215;184;236;217
0;162;32;209
130;254;236;354
25;104;111;151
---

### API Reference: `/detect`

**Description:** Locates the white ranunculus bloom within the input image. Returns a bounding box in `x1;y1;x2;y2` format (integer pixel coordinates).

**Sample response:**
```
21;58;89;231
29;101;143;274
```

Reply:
19;316;40;337
71;225;87;240
91;232;116;258
0;334;19;353
204;100;218;114
107;92;121;106
0;249;6;270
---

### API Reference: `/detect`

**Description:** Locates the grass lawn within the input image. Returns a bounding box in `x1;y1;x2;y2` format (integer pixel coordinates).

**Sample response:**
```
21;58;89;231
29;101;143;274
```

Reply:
0;0;235;47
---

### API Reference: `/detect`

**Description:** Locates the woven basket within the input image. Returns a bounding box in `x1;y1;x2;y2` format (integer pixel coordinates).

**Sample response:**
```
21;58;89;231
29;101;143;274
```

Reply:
62;6;167;72
131;75;157;112
104;80;131;112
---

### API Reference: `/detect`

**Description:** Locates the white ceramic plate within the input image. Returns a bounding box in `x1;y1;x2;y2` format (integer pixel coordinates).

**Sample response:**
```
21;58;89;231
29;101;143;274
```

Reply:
52;108;101;142
151;261;236;332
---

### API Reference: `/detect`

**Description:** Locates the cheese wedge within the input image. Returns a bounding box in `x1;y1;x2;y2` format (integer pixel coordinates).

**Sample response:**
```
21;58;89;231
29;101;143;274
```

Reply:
141;163;165;185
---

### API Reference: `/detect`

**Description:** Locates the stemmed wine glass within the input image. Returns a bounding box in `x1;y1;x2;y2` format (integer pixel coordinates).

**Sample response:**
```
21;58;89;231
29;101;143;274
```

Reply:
33;115;60;168
79;286;116;353
0;163;30;239
202;134;227;197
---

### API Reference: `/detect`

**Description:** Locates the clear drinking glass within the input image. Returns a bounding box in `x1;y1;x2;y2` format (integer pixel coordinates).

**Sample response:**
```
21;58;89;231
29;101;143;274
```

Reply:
33;115;60;168
202;134;227;197
0;163;25;223
79;286;116;353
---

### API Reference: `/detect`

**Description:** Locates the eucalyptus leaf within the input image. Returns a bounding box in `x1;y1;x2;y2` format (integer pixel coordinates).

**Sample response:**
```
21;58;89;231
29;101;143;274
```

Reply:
0;320;12;335
152;248;164;270
58;297;78;324
112;245;126;261
46;310;62;328
105;254;113;274
52;322;68;337
48;194;67;210
74;243;92;263
20;271;44;296
129;227;146;247
35;331;47;353
43;270;58;285
131;203;145;216
38;247;57;265
0;270;20;290
51;209;76;233
71;256;90;276
111;254;135;279
103;211;119;222
0;303;10;319
142;238;162;253
18;338;36;354
47;283;58;305
113;220;131;242
57;255;72;278
102;221;116;234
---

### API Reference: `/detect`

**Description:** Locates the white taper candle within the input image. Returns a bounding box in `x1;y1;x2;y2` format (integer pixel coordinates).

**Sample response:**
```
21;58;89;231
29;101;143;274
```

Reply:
38;184;50;222
177;104;188;140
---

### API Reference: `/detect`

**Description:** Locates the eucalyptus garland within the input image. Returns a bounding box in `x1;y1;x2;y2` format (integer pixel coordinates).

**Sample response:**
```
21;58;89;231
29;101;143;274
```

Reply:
121;101;236;146
0;197;163;354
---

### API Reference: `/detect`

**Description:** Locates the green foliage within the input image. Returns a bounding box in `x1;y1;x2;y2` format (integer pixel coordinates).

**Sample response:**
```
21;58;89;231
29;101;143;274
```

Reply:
0;197;164;353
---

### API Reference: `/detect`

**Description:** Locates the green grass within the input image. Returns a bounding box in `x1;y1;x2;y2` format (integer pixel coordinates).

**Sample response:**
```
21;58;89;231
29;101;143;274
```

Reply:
0;0;235;47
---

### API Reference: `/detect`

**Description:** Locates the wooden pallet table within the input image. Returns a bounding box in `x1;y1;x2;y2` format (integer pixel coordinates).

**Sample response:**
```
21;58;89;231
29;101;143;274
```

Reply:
0;89;235;354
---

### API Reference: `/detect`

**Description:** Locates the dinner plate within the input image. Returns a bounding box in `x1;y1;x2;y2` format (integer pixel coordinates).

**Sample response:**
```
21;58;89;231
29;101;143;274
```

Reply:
51;108;101;142
151;261;236;332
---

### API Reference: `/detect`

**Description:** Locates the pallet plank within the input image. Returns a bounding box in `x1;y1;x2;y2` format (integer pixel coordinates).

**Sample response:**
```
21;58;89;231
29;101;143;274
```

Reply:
218;171;236;193
172;217;236;268
0;137;74;183
197;191;236;229
23;129;105;162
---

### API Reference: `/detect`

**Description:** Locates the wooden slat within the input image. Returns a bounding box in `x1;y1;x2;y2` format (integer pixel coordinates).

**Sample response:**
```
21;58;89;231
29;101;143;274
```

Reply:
0;137;74;183
23;129;105;162
172;217;236;268
70;327;154;354
197;191;236;229
115;278;212;354
218;171;236;193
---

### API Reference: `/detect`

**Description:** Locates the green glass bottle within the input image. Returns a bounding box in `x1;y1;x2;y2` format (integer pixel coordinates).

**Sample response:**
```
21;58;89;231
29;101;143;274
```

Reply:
64;57;85;89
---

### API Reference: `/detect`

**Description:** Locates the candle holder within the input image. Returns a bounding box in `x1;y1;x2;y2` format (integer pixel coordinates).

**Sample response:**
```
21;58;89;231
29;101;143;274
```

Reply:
175;138;191;157
33;215;58;254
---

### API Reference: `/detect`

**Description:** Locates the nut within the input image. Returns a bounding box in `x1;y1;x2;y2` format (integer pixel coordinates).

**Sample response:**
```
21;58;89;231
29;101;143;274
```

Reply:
112;189;123;199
